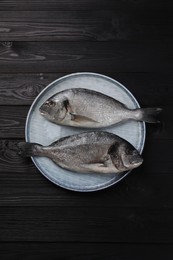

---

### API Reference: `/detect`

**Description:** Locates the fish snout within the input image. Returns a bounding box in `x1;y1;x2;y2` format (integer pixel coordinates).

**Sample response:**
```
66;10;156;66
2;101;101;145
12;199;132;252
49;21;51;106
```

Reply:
39;104;46;115
132;157;144;167
130;154;143;167
121;148;143;170
39;102;50;115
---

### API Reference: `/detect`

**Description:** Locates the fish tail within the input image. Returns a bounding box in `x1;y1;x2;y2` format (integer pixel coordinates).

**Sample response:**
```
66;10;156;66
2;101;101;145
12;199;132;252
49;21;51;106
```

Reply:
18;142;43;157
135;107;163;123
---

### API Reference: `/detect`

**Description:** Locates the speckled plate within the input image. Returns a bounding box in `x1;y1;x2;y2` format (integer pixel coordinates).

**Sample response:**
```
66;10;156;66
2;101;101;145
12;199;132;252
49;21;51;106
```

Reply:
25;72;146;192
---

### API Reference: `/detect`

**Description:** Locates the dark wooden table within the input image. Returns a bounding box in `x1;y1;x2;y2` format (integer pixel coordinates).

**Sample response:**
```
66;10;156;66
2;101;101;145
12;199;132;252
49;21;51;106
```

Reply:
0;0;172;259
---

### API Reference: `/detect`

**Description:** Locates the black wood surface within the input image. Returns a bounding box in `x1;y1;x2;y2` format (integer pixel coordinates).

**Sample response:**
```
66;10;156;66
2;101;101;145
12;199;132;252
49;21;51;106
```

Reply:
0;0;172;259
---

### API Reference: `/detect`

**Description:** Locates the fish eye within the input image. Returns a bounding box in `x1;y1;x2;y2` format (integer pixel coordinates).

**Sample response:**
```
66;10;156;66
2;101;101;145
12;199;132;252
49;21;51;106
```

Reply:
132;150;138;155
48;100;55;107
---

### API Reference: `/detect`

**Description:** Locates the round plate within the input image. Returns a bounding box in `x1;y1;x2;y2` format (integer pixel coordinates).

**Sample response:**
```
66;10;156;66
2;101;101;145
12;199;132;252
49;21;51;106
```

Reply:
25;72;146;192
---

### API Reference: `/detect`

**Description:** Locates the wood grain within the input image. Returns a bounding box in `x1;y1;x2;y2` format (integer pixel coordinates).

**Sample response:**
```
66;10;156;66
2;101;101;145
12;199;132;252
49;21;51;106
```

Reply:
0;0;172;11
0;106;28;138
0;73;54;105
0;9;171;41
0;206;173;242
0;163;172;208
0;243;173;260
0;41;171;73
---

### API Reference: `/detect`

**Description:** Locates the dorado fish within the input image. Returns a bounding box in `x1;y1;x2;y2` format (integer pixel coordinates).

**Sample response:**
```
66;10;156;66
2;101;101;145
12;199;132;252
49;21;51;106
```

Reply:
39;88;162;128
18;131;143;174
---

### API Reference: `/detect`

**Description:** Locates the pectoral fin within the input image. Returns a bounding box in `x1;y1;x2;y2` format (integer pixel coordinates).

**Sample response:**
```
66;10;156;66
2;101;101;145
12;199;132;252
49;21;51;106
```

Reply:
81;155;114;173
81;163;107;173
70;113;98;124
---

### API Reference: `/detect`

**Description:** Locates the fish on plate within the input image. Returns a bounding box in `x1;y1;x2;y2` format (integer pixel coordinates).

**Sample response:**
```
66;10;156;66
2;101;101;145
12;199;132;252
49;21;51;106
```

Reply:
39;88;162;128
18;131;143;174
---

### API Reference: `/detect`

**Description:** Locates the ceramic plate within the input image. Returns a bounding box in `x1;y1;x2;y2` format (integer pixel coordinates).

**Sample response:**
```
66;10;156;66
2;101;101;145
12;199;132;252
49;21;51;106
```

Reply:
25;72;145;192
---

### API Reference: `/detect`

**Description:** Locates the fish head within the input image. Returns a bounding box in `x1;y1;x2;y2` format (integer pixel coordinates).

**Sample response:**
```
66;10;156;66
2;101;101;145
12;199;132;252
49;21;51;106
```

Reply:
120;143;143;170
109;141;143;172
39;97;68;123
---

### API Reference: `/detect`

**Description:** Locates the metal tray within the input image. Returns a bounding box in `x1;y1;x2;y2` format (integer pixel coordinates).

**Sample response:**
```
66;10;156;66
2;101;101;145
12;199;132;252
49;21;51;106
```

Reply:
25;72;146;192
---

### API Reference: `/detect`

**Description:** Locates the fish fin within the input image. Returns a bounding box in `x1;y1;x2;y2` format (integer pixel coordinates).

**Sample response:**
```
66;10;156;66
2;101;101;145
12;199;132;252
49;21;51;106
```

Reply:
136;107;163;123
102;154;113;167
83;159;111;169
17;142;42;157
82;163;106;171
82;162;116;174
81;147;118;171
70;113;99;124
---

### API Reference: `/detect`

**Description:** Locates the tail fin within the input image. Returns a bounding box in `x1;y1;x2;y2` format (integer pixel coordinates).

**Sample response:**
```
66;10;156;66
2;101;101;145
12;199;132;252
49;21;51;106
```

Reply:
18;142;43;157
136;107;162;123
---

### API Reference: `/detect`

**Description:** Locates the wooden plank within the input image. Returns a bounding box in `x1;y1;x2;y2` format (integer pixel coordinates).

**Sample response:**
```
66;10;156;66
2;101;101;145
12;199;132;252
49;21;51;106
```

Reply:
0;0;172;11
0;242;172;260
0;10;171;41
0;138;172;207
0;41;171;73
1;10;171;23
0;73;58;105
0;206;173;242
0;0;125;11
0;73;172;106
0;106;28;138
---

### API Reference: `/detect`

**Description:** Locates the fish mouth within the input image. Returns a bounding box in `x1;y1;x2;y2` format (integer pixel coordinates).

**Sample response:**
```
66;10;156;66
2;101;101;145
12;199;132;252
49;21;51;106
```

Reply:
123;156;143;169
39;106;46;116
40;110;46;115
132;157;143;167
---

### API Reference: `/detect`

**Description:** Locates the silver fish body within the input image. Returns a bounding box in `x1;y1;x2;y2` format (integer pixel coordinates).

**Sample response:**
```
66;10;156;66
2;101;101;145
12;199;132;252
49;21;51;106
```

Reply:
18;131;143;174
39;88;162;128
